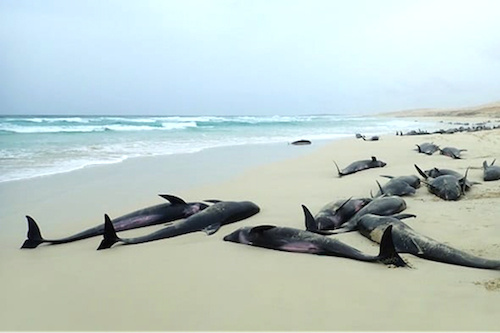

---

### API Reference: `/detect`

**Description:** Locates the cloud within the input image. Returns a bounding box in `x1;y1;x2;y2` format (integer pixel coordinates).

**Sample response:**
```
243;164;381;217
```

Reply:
1;0;499;115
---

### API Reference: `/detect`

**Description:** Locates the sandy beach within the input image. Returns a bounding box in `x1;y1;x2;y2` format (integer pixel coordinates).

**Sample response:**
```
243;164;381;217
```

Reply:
1;111;500;331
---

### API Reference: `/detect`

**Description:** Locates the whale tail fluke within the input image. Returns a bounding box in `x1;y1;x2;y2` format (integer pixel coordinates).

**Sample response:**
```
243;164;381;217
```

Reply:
414;164;428;180
97;214;121;250
21;216;46;249
377;225;408;267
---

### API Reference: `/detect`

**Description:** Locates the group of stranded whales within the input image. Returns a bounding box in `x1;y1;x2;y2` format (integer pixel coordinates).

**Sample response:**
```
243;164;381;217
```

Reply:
415;141;467;159
21;194;210;249
397;120;500;136
20;131;500;271
97;200;260;250
22;196;260;250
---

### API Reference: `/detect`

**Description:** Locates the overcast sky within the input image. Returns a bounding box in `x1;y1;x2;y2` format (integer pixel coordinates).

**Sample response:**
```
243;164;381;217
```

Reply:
1;0;499;116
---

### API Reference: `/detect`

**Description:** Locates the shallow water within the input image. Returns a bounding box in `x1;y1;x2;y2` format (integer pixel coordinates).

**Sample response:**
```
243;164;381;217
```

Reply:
0;114;440;182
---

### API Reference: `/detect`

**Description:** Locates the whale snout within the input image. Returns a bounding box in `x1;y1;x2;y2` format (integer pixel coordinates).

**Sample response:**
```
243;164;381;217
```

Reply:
223;227;252;244
223;230;240;242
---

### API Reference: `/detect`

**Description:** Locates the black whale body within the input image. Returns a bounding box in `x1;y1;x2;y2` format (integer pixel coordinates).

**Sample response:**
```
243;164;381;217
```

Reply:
21;194;209;249
97;200;260;249
357;214;500;270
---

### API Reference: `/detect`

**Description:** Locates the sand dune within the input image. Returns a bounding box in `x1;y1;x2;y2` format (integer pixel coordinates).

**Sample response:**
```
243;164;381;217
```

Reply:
380;100;500;119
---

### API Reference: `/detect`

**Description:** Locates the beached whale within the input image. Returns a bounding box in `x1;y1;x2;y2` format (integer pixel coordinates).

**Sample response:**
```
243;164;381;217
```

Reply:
97;200;260;249
223;206;407;267
423;166;477;190
373;179;416;197
415;164;468;201
21;194;209;249
439;147;467;159
362;135;379;141
307;196;407;234
333;156;386;177
483;159;500;181
308;197;372;231
415;142;439;155
357;214;500;270
379;174;421;189
290;139;312;145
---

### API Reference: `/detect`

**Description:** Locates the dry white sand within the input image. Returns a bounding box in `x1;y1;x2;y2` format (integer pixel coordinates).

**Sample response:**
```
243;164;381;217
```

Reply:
1;115;500;331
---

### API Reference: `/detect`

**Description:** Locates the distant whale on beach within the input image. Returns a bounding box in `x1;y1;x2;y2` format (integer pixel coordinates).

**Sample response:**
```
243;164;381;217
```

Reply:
439;146;467;159
373;179;416;197
97;200;260;250
483;159;500;181
290;139;312;145
21;194;209;249
415;142;439;155
414;164;470;201
333;156;386;177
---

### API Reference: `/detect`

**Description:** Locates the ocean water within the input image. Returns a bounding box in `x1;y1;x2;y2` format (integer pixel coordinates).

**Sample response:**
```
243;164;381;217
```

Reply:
0;115;439;183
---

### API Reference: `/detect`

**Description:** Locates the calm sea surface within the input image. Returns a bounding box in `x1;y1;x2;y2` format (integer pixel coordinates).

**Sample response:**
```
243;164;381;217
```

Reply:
0;115;440;183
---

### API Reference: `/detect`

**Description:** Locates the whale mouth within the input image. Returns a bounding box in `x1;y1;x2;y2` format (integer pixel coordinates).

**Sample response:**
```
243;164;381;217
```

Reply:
223;229;246;243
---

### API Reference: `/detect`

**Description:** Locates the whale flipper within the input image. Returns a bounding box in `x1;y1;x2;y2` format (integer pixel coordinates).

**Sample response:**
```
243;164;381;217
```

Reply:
21;216;45;249
203;223;221;235
97;214;121;250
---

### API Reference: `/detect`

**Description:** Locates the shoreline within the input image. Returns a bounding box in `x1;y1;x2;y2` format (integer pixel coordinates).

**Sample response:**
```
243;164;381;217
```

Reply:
0;139;331;185
1;113;500;330
0;139;330;240
0;114;450;184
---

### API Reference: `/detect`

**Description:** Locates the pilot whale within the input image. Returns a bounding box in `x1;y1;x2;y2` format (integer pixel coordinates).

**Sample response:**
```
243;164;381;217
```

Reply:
308;197;372;231
21;194;209;249
483;159;500;181
223;206;407;267
357;214;500;270
317;196;407;234
333;156;386;177
97;200;260;249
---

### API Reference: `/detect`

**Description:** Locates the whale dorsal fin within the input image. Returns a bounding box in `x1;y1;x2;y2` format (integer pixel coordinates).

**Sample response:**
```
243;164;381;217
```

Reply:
371;156;377;161
203;223;221;235
159;194;187;205
249;225;275;235
203;199;222;204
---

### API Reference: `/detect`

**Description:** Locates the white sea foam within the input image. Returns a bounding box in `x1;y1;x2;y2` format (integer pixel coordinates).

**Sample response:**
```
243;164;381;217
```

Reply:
0;115;443;183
